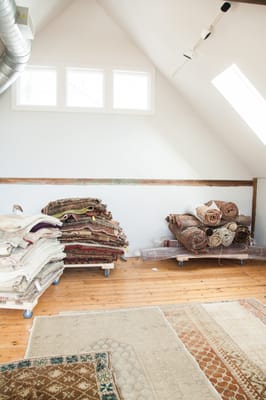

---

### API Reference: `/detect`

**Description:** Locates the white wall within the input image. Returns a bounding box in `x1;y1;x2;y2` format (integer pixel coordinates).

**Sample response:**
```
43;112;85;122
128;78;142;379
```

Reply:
0;184;253;257
0;0;254;255
0;0;251;180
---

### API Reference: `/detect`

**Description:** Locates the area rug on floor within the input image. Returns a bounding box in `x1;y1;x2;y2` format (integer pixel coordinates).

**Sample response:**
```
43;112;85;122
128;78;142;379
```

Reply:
0;352;121;400
25;299;266;400
162;298;266;400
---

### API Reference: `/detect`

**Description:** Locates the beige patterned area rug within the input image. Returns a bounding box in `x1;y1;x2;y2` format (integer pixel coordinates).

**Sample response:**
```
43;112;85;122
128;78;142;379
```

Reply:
24;299;265;400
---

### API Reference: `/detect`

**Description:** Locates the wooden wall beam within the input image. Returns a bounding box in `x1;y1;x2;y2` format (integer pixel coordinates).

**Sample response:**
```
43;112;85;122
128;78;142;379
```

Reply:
230;0;266;5
251;177;258;237
0;177;253;187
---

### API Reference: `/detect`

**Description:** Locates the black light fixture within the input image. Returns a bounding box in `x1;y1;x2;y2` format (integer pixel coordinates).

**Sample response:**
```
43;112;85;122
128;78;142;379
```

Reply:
221;2;231;12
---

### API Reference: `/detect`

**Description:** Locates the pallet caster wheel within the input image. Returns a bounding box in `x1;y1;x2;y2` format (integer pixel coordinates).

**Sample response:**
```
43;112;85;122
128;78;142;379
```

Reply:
52;277;60;285
240;259;245;266
23;310;33;319
104;269;110;278
178;261;184;267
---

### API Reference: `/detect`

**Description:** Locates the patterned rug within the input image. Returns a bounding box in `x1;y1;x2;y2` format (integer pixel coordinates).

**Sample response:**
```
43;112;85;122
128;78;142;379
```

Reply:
0;352;121;400
162;299;266;400
24;299;266;400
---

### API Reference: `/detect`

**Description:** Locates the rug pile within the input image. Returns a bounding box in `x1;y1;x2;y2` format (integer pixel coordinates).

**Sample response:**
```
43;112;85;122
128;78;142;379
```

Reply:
0;298;265;399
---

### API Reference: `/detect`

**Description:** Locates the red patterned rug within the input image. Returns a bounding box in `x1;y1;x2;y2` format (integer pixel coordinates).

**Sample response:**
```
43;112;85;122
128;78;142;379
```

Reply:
162;299;266;400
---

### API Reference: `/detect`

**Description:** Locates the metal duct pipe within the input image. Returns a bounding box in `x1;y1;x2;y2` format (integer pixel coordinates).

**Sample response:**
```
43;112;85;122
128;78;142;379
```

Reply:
0;0;31;95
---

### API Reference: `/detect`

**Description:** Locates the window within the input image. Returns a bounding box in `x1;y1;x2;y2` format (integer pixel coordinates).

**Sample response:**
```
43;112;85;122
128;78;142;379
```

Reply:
66;68;104;108
112;70;151;111
212;64;266;145
14;65;154;114
16;66;57;106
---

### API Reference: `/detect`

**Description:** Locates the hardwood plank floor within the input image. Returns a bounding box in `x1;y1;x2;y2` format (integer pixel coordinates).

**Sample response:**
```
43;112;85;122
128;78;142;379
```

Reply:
0;257;265;363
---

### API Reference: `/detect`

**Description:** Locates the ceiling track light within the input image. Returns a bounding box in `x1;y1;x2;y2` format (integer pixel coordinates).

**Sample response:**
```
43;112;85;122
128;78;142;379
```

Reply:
173;2;232;75
201;26;213;40
180;2;231;62
183;50;193;60
221;2;231;12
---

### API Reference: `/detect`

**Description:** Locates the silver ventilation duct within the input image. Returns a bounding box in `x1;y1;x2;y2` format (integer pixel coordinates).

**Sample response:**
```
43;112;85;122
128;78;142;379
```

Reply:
0;0;32;95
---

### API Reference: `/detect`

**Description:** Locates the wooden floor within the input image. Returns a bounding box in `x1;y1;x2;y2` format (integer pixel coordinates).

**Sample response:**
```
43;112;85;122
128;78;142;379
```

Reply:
0;257;265;363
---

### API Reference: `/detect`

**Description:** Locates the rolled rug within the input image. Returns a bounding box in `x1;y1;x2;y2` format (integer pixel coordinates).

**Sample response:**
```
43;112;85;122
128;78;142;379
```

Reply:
168;223;208;253
235;215;251;226
219;227;235;247
208;226;235;247
195;203;222;226
223;221;238;232
234;225;251;245
204;227;214;236
205;200;239;220
163;239;180;247
166;214;201;230
208;230;222;248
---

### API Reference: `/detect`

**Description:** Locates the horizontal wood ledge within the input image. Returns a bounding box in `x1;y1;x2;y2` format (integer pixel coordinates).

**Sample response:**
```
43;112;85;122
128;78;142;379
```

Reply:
0;178;254;186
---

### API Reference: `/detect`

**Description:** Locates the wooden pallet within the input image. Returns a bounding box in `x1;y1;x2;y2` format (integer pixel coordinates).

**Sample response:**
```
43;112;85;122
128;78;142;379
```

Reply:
176;252;249;266
65;263;114;277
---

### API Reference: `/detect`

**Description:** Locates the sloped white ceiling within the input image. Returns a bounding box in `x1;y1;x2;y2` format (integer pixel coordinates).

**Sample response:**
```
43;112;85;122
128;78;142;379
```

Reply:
16;0;266;177
17;0;74;33
97;0;266;177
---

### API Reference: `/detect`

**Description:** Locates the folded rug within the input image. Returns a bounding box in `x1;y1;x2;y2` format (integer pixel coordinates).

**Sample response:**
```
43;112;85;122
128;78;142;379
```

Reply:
41;197;102;215
42;198;112;221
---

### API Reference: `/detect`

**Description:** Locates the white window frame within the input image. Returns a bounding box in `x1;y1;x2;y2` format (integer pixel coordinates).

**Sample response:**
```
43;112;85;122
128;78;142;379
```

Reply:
12;64;155;115
13;65;58;111
111;68;154;114
65;67;105;111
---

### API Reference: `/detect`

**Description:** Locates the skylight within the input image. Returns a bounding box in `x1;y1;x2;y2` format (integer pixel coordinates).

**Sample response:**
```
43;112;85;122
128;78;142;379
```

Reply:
212;64;266;145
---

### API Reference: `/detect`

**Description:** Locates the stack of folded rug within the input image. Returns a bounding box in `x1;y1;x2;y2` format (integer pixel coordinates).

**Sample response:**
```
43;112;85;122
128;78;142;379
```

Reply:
0;213;65;310
166;200;251;253
42;197;128;265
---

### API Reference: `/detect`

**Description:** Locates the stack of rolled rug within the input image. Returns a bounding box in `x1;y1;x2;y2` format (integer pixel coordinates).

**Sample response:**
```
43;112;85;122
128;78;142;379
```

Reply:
166;200;251;253
0;213;65;316
42;197;128;265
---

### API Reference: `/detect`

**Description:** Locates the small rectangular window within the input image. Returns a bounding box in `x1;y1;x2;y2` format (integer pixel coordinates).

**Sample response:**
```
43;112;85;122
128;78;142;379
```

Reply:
66;68;104;108
112;70;151;111
16;66;57;106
